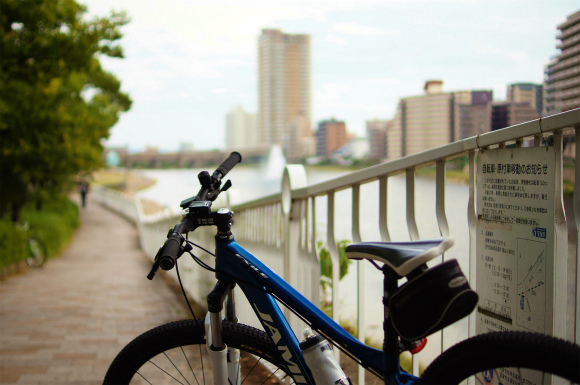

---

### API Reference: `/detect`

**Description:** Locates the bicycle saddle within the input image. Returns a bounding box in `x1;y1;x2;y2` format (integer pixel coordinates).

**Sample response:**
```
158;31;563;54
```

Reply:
345;237;454;277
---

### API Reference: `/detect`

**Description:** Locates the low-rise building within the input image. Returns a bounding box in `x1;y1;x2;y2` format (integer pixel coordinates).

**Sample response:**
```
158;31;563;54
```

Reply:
316;118;347;158
387;81;492;160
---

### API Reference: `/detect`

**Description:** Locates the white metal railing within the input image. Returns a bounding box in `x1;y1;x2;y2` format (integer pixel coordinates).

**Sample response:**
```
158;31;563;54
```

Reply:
94;108;579;382
227;109;580;381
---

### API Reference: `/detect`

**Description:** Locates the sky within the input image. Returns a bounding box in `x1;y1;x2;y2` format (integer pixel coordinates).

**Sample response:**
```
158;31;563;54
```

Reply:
82;0;579;152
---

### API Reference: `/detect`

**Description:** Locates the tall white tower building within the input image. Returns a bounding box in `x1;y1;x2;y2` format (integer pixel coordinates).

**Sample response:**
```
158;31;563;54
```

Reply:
225;105;257;150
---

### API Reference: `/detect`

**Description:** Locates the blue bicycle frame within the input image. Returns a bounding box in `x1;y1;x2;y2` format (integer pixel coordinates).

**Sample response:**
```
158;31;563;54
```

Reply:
213;235;418;385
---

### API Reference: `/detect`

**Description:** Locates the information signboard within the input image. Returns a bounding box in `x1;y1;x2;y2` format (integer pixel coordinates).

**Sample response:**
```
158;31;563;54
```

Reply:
475;146;563;384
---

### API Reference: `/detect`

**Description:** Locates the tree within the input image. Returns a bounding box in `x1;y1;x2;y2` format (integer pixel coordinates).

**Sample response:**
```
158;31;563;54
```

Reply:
0;0;132;221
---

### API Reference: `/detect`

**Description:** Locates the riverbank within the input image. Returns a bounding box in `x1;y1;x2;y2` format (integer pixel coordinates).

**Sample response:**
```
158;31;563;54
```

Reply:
92;169;164;215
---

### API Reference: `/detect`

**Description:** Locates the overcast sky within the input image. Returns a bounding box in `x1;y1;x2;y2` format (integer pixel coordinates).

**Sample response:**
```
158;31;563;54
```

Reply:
82;0;578;152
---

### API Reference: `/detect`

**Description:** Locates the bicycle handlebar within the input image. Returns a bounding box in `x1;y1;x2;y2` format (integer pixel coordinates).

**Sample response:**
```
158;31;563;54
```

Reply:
159;236;181;270
157;218;195;271
213;151;242;180
149;152;242;279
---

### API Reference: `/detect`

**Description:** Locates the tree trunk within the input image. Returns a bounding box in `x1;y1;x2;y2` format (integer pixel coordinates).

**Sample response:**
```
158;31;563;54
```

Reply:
11;204;22;224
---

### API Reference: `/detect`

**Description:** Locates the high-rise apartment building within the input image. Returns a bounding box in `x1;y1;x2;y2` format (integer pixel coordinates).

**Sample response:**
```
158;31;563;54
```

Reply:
491;102;540;131
316;119;347;157
507;83;543;115
366;120;389;161
387;81;492;160
544;10;580;115
285;113;314;163
456;95;493;139
258;29;311;148
225;105;257;150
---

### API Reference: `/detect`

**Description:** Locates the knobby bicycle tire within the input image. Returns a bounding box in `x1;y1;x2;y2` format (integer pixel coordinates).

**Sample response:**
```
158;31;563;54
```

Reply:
26;236;47;268
418;331;580;384
103;319;292;385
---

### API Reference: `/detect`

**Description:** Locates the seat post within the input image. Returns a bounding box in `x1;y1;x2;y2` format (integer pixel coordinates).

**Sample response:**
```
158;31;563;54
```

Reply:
382;265;400;383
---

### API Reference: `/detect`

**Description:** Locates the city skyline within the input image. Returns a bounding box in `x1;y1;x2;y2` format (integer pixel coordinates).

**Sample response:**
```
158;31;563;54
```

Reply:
82;0;579;152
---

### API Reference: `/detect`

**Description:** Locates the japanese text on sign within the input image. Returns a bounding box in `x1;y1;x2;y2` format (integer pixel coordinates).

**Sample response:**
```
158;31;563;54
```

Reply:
482;163;548;175
476;146;556;350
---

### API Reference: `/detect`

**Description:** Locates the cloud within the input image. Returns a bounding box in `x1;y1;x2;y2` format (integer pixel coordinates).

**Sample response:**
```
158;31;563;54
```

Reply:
325;34;348;45
315;83;352;103
470;41;531;63
211;87;253;101
332;22;397;36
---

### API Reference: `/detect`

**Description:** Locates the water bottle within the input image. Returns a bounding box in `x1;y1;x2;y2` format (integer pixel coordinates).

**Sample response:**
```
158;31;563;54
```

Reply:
300;329;352;385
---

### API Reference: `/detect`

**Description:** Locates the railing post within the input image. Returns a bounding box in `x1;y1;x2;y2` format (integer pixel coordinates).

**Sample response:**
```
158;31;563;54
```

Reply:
326;190;339;317
467;149;478;338
352;184;365;384
379;176;391;242
436;160;450;237
406;167;419;240
310;197;319;306
553;131;568;339
281;165;308;334
327;189;341;363
575;126;580;344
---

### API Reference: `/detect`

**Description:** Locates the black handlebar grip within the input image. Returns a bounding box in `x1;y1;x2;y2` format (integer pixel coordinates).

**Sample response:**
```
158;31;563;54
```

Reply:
159;236;181;271
214;152;242;179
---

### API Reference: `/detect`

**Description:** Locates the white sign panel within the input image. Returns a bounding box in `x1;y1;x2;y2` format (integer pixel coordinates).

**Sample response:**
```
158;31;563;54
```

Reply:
476;147;556;335
475;147;559;384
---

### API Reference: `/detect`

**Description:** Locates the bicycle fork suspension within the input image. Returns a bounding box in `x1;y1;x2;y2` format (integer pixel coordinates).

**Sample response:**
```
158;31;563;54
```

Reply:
205;280;240;385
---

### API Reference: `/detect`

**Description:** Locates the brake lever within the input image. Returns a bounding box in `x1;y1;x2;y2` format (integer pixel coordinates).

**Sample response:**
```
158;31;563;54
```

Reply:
147;246;164;280
221;179;232;191
147;260;160;280
147;242;194;280
207;179;233;201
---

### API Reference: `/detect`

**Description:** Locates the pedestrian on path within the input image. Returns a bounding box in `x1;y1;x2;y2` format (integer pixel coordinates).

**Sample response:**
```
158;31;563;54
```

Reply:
79;181;89;208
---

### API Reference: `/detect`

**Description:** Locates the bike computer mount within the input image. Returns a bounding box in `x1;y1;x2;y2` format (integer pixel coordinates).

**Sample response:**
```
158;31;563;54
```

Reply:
178;174;235;234
179;170;233;210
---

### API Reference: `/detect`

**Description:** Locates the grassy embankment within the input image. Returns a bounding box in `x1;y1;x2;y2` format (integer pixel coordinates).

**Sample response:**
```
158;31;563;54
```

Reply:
0;195;80;276
92;168;162;214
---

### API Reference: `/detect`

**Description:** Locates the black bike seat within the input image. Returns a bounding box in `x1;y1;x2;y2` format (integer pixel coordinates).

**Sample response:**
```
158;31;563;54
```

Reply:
345;237;454;277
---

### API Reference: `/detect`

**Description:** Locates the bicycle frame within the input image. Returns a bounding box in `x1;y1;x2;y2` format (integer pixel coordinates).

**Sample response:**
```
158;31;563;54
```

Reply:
209;234;418;385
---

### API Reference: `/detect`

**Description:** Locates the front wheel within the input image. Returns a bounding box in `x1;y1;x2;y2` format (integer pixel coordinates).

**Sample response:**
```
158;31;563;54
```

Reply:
26;236;47;268
103;319;292;385
418;331;580;384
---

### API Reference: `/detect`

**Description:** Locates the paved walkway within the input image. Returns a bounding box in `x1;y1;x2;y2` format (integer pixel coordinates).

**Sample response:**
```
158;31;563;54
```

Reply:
0;198;190;384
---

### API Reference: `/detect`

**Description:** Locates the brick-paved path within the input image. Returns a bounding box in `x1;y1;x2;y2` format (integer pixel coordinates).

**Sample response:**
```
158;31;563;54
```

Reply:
0;198;189;384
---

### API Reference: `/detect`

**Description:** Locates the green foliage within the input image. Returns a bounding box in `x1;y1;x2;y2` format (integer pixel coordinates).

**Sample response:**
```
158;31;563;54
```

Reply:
21;194;79;256
563;179;574;196
318;240;352;283
446;155;469;170
0;220;28;268
0;194;79;270
318;240;352;313
0;0;132;220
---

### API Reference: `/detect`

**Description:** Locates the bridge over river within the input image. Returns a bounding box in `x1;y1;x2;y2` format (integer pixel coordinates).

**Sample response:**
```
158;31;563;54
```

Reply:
103;147;270;168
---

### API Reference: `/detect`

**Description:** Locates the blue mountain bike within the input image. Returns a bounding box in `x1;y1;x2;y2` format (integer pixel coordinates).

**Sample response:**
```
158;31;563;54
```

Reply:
104;153;579;385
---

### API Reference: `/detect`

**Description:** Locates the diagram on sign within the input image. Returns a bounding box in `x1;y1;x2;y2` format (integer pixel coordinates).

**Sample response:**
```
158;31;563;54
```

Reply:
517;238;546;332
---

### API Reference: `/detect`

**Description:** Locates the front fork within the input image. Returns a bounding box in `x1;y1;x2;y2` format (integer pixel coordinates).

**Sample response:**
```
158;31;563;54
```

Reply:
204;280;240;385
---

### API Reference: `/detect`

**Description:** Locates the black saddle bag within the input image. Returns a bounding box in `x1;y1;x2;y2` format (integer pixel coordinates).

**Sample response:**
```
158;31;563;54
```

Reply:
389;259;478;341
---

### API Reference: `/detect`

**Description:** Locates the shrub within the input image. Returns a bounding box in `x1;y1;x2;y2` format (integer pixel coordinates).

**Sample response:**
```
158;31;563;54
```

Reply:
0;194;79;270
0;220;28;268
